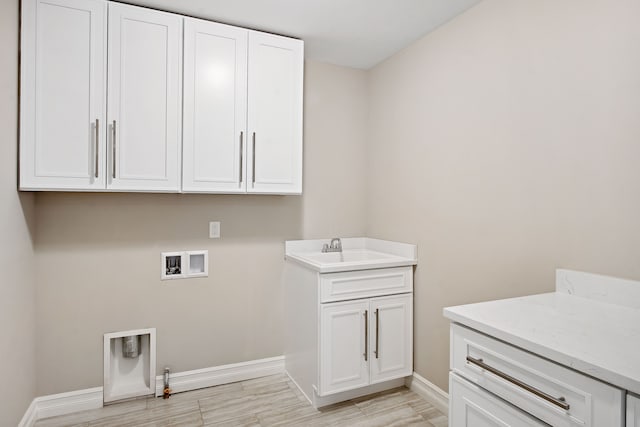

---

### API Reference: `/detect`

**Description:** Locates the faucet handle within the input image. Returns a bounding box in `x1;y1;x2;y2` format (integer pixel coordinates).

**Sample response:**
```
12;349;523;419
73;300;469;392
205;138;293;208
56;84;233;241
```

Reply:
322;243;330;253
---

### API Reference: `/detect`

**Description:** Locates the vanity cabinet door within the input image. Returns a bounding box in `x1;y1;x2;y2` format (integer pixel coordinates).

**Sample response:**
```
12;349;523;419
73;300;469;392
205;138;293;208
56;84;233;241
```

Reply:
20;0;107;190
246;31;303;194
107;3;182;192
319;300;370;396
629;394;640;427
369;294;413;384
182;18;248;193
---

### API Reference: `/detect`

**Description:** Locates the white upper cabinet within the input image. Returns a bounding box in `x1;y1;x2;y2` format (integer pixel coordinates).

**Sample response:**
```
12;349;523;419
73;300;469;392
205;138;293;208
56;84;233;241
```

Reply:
183;27;304;194
107;3;182;192
20;1;303;194
20;0;107;190
182;18;248;193
247;32;304;194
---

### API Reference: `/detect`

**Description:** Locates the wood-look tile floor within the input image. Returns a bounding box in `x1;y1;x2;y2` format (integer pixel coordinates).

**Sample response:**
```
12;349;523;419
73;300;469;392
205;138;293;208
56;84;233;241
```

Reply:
34;374;448;427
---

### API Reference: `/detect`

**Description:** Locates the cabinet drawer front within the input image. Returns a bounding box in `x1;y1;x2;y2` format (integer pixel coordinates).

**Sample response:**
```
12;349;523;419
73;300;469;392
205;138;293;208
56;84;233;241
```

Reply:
320;267;412;302
450;373;548;426
451;324;624;427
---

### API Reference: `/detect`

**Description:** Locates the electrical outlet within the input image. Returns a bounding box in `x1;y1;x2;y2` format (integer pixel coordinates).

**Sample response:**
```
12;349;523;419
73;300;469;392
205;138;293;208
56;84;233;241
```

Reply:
209;221;221;239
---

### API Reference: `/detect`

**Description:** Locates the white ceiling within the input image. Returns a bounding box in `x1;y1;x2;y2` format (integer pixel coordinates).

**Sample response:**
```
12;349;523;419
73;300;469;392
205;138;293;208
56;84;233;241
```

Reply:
115;0;481;69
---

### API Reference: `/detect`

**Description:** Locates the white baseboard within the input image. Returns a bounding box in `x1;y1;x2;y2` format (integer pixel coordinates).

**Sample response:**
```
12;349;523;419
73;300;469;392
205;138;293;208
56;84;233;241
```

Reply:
155;355;285;396
19;387;103;427
20;356;285;427
406;372;449;415
17;399;38;427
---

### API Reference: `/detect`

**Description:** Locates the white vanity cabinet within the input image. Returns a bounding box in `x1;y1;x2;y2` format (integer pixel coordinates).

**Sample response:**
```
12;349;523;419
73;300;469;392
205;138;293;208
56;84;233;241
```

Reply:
629;394;640;427
284;238;417;408
182;20;303;194
319;293;412;396
21;0;182;192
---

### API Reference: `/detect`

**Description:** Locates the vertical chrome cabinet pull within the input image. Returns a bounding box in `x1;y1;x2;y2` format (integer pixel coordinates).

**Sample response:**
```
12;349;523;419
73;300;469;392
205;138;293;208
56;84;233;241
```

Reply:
94;119;99;178
374;309;379;359
239;132;244;186
466;356;570;410
111;120;116;179
363;310;369;361
252;132;256;186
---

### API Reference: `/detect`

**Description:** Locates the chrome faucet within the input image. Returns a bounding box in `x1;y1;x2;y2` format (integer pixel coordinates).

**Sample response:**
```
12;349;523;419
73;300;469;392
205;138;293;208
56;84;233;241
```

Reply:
322;238;342;253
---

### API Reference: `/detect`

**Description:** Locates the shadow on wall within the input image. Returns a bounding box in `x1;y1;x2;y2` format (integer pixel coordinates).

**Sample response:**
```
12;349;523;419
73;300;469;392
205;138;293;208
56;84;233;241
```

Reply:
33;192;304;248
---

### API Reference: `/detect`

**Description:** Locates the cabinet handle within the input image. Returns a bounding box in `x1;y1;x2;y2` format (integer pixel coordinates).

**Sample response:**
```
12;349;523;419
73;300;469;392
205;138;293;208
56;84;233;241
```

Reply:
363;310;368;362
94;119;99;178
111;120;117;179
239;132;244;186
251;132;256;187
374;308;379;359
466;356;570;410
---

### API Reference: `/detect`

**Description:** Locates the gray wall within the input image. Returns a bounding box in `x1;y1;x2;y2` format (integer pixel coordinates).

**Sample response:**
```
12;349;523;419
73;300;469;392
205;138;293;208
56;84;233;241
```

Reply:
0;0;38;424
34;61;368;395
366;0;640;391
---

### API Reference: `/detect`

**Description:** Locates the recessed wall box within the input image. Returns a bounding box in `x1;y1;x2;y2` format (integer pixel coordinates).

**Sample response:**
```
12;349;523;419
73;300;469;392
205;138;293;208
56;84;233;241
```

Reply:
161;250;208;280
103;328;156;403
161;252;185;280
188;250;208;277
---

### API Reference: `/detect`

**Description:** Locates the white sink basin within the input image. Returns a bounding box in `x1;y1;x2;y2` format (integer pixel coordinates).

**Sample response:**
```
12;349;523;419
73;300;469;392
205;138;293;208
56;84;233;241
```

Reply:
285;238;417;273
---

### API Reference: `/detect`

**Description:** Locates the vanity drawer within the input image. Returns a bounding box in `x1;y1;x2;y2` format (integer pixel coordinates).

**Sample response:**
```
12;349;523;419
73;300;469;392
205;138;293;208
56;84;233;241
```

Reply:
451;324;624;427
319;267;412;303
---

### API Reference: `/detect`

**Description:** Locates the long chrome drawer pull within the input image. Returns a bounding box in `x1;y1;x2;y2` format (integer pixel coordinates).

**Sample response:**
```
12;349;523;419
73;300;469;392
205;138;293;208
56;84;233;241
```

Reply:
466;356;570;410
363;310;368;361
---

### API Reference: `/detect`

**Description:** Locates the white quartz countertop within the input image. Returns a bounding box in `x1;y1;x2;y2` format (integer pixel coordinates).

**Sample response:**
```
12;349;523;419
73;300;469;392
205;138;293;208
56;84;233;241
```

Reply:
444;270;640;394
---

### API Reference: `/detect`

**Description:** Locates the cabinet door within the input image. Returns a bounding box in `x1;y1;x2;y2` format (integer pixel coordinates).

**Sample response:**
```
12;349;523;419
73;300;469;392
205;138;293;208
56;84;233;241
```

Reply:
450;373;547;427
247;31;303;194
629;394;640;427
370;294;413;384
107;3;182;192
20;0;107;190
319;300;369;396
182;18;248;193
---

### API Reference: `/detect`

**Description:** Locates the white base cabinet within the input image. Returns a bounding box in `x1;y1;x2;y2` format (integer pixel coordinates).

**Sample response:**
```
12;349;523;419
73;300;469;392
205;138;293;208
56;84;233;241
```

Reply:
449;324;624;427
319;294;412;396
285;263;414;408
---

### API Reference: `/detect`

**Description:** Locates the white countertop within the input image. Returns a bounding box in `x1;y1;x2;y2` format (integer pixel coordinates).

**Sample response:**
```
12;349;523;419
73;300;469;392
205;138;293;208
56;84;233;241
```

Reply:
444;269;640;395
285;237;417;273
